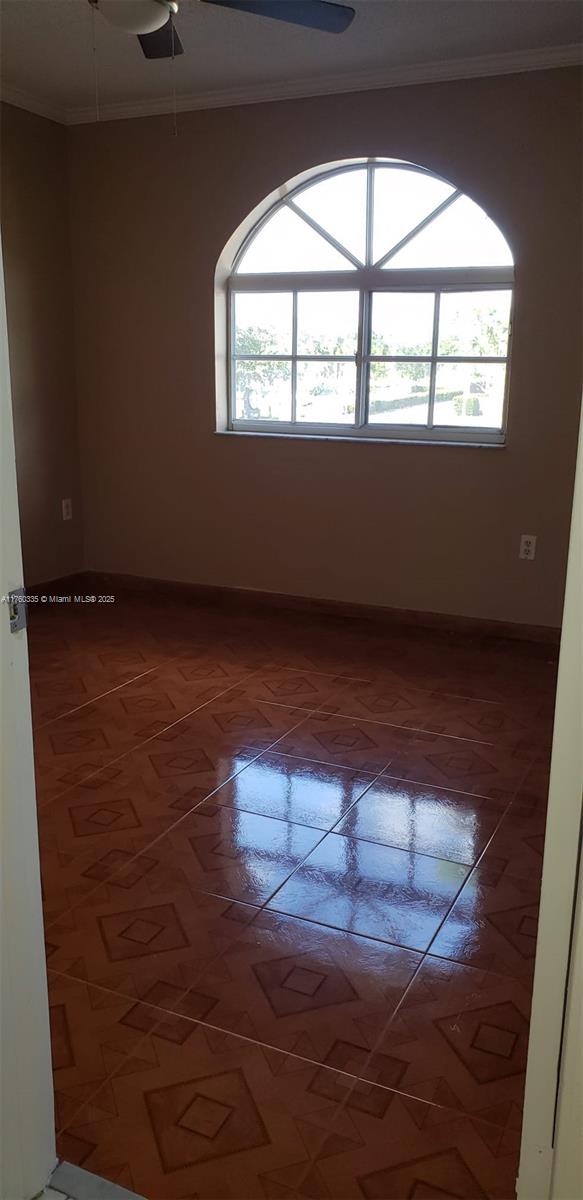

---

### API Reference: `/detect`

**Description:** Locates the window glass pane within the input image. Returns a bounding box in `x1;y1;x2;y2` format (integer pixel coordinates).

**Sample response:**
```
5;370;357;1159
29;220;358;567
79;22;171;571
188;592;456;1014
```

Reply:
371;293;435;356
373;167;455;264
237;206;354;273
297;361;356;423
368;362;430;424
434;362;506;428
234;292;292;355
234;360;291;421
387;196;513;269
438;290;511;357
294;168;367;263
297;291;359;356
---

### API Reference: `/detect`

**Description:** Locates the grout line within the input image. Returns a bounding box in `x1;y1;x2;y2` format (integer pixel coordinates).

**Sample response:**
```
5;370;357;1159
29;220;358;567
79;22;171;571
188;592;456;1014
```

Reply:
35;647;548;737
277;951;508;1196
258;895;427;949
46;710;392;1022
35;616;555;1176
252;755;396;913
200;759;382;827
261;744;530;804
36;664;164;729
36;668;266;807
270;659;551;707
261;662;373;683
52;967;469;1128
34;637;271;730
42;754;264;935
44;837;551;1163
421;748;540;960
49;727;514;999
51;925;433;1148
47;952;252;1137
278;763;540;1189
306;758;545;1164
377;769;526;803
118;747;531;869
42;715;540;935
52;947;516;1192
267;821;486;866
244;693;500;745
49;838;543;1146
43;705;315;934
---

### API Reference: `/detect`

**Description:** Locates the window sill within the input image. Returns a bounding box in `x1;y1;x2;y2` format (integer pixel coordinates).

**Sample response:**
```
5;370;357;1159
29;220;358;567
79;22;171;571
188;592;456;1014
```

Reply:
215;429;506;449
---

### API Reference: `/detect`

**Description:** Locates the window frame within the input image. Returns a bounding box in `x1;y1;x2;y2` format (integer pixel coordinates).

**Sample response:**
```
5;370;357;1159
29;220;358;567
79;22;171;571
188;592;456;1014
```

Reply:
226;161;514;446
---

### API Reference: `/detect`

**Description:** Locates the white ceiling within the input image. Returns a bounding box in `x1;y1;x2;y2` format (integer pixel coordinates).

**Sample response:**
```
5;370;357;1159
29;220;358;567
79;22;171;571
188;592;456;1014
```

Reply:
1;0;581;124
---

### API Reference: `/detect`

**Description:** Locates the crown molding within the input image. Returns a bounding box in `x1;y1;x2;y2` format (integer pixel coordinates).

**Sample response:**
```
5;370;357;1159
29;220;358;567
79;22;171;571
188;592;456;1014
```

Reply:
2;42;581;127
0;84;69;126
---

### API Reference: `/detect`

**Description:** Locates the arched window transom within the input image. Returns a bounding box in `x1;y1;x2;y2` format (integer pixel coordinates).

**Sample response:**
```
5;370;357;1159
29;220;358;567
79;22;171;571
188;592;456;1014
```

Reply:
226;159;514;444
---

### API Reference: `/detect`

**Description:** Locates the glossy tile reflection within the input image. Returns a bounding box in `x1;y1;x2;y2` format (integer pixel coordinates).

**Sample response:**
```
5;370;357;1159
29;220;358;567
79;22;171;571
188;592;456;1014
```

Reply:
337;778;503;864
430;865;541;984
268;831;469;948
147;800;324;904
31;593;555;1199
213;752;375;829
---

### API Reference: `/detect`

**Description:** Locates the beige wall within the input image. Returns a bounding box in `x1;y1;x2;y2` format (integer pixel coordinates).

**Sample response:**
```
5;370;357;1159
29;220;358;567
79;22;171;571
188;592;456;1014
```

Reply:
1;104;82;586
57;70;583;623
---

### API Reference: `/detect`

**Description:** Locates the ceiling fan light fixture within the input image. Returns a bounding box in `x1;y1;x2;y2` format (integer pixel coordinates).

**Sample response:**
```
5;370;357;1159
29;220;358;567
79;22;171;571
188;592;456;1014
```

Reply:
95;0;178;36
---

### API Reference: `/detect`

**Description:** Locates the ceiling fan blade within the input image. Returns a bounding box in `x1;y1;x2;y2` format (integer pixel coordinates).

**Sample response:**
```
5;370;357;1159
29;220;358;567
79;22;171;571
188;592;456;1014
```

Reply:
138;18;184;57
201;0;355;34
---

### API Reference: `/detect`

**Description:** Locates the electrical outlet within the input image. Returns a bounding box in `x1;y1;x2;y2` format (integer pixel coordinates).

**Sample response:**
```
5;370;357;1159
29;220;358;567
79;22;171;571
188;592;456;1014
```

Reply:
519;534;537;560
62;498;73;521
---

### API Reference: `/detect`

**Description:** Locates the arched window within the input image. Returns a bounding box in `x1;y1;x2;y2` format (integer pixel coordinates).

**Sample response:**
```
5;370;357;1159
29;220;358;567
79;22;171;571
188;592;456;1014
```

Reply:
225;159;514;444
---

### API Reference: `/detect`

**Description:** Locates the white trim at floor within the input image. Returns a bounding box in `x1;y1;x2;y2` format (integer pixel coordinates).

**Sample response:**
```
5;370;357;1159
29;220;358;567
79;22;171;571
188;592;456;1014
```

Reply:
42;1163;146;1200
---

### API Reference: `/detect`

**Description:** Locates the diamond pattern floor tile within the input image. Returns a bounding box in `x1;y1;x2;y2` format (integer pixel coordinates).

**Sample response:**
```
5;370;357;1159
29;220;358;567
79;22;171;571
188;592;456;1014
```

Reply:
29;597;557;1200
275;711;410;773
192;907;422;1069
369;953;531;1126
430;867;541;984
57;1022;352;1200
46;872;260;1001
308;1086;521;1199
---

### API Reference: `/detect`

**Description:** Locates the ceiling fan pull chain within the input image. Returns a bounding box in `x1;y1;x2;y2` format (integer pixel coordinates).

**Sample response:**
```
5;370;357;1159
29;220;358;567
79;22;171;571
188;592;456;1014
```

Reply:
171;14;178;138
91;0;101;122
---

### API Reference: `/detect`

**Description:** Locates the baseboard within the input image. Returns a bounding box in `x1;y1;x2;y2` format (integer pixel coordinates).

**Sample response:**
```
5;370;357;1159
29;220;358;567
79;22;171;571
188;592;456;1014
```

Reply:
25;571;94;598
53;568;560;647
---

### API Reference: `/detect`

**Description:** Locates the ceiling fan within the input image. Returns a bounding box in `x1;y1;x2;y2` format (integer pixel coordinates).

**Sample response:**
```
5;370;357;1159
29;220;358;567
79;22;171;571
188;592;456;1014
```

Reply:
90;0;356;60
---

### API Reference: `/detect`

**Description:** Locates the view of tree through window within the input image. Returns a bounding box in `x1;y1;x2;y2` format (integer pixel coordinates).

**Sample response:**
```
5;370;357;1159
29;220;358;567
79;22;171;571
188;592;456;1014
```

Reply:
228;161;514;443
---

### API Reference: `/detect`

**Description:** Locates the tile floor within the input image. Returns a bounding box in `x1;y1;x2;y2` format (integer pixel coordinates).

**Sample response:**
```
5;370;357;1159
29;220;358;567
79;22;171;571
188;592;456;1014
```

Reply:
30;591;556;1199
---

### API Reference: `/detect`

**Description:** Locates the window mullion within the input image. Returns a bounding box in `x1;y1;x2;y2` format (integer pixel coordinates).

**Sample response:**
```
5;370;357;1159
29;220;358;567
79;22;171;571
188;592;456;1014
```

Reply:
375;191;461;269
427;291;441;429
366;163;374;267
354;290;366;427
360;290;372;427
228;285;235;428
291;291;298;424
287;200;363;268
